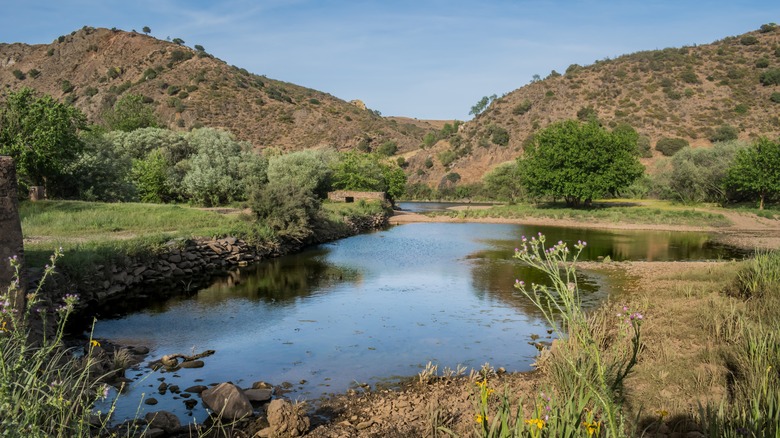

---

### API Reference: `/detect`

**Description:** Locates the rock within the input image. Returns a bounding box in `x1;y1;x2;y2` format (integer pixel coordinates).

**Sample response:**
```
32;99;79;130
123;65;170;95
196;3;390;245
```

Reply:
180;360;204;368
168;254;182;263
356;419;375;430
266;399;310;437
685;433;705;438
144;411;181;433
185;385;208;394
133;266;147;276
169;385;180;394
225;237;237;245
244;388;273;403
131;346;150;355
252;381;273;389
141;428;165;438
184;399;198;410
161;355;178;368
158;382;168;394
172;268;185;276
201;382;253;421
144;397;158;405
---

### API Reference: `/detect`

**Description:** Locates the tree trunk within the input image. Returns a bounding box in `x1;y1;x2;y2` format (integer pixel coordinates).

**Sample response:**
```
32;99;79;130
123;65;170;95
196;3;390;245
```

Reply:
760;193;765;210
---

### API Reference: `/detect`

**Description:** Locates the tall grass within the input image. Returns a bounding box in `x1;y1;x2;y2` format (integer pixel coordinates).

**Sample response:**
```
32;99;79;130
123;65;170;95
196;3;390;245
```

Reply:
461;234;642;437
698;250;780;437
0;251;118;437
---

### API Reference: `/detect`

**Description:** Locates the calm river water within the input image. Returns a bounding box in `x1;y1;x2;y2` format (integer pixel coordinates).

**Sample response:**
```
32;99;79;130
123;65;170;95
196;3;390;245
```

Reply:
94;220;740;422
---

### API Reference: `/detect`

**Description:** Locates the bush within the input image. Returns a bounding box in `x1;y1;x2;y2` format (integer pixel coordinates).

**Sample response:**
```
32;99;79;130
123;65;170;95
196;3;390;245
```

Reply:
84;87;98;97
756;58;770;68
102;94;158;132
512;99;533;115
106;67;120;79
143;68;157;80
376;141;398;157
267;149;336;199
250;182;320;241
27;69;40;79
576;106;598;122
710;125;739;143
61;80;74;93
437;150;457;167
740;35;759;45
12;69;25;80
637;135;652;158
680;68;699;84
131;149;172;203
652;140;741;203
169;50;192;63
655;137;689;156
488;125;510;146
760;68;780;86
771;92;780;103
424;156;433;168
760;23;777;33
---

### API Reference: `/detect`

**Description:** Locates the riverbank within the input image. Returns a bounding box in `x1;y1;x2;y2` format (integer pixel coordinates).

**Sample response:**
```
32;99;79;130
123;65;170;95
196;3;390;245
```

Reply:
391;202;780;251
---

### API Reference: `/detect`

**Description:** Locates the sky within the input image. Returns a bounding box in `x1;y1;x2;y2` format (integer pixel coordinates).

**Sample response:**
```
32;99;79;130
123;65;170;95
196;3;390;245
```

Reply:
1;1;779;120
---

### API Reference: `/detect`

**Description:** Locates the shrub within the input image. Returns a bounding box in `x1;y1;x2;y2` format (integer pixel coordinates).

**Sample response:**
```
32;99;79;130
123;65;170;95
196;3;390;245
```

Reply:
169;50;192;63
488;125;510;146
734;104;749;114
250;182;320;241
756;58;770;68
637;135;652;158
760;68;780;86
27;69;40;79
172;37;185;45
61;80;74;93
760;23;777;33
437;150;457;167
103;94;158;132
143;68;157;80
46;48;54;56
308;98;321;105
576;106;597;122
655;137;689;156
710;125;739;143
512;99;532;115
680;68;699;84
12;69;25;80
267;149;336;199
376;141;398;157
194;44;205;52
422;132;437;148
424;156;433;168
652;140;741;203
771;92;780;103
84;87;98;97
106;67;120;79
740;35;759;45
52;134;135;201
131;149;172;203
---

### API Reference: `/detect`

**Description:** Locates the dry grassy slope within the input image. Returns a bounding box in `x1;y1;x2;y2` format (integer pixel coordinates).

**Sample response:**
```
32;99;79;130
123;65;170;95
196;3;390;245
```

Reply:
0;27;433;154
406;26;780;186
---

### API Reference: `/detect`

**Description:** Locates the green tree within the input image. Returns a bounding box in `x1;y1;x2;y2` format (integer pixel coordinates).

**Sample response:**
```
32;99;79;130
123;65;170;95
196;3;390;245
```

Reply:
132;149;170;203
250;182;320;241
519;120;643;207
652;141;741;204
267;150;336;198
331;152;407;201
469;94;496;116
725;137;780;210
142;26;151;34
483;161;524;202
172;37;185;45
0;87;86;188
102;94;158;132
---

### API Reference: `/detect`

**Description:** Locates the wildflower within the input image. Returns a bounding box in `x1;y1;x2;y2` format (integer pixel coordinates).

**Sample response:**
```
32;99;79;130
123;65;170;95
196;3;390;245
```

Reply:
0;321;8;333
525;418;545;429
630;312;643;321
475;414;487;424
656;409;669;419
582;420;601;436
90;339;101;348
99;384;110;400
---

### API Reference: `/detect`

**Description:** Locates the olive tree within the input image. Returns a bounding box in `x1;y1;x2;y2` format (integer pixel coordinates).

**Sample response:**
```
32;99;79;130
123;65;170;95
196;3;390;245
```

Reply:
519;120;644;207
725;137;780;209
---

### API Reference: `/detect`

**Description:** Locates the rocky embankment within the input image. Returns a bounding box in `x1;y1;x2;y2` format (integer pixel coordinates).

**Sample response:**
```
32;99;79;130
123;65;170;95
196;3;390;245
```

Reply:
44;211;390;319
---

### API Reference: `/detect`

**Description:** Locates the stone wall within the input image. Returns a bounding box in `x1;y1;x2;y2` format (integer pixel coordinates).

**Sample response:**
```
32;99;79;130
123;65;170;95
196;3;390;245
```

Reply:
0;156;24;312
327;190;386;203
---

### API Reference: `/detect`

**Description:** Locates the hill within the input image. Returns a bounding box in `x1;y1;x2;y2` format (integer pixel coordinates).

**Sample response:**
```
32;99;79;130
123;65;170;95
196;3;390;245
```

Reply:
404;24;780;186
0;27;435;154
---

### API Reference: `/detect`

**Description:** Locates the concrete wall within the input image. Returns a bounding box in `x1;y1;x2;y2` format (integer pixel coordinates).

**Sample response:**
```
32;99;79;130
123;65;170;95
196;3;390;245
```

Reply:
0;156;25;312
327;191;386;203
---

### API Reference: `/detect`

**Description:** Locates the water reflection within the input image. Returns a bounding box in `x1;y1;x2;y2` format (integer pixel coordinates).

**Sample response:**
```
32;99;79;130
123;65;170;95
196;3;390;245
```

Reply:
94;222;740;423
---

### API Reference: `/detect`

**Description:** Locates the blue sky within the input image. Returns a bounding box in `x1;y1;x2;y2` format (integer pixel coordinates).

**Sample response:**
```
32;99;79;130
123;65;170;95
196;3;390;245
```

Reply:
1;0;778;119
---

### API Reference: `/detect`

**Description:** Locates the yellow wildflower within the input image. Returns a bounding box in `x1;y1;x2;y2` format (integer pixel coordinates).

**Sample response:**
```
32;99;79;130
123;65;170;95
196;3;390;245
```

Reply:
582;420;601;436
525;418;545;430
90;339;101;348
657;409;669;419
475;414;487;424
0;321;8;332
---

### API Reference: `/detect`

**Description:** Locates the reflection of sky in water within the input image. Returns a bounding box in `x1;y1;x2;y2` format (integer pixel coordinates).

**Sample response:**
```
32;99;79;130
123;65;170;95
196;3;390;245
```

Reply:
94;221;738;423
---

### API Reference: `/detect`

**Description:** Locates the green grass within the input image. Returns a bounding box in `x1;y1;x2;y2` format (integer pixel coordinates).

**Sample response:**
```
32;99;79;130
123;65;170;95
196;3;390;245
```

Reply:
433;201;732;227
19;200;274;272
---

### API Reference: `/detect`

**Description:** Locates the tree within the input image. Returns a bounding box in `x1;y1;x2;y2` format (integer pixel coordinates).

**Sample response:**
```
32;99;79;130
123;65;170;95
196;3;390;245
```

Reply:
172;38;185;45
330;152;407;201
469;95;496;116
0;88;86;189
519;120;644;207
652;141;741;204
194;44;205;52
142;26;151;35
102;94;158;132
725;137;780;210
267;150;336;199
483;161;525;202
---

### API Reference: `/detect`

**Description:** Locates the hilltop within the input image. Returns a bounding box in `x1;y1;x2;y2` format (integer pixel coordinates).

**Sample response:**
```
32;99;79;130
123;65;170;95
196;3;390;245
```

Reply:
0;27;435;154
2;25;780;188
404;24;780;186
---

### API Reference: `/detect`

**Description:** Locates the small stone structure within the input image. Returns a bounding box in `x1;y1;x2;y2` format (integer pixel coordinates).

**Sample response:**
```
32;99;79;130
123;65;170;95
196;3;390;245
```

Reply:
0;156;25;312
327;190;386;203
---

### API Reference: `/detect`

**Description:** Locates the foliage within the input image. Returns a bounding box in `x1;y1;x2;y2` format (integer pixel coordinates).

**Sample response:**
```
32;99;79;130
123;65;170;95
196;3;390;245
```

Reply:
375;141;398;157
250;182;321;242
725;137;780;209
0;87;87;187
267;150;336;199
181;128;267;206
438;150;457;167
172;37;185;45
576;106;598;122
652;140;741;204
487;125;510;146
102;93;158;132
519;120;644;207
169;50;192;63
51;133;135;202
482;162;525;202
740;35;759;45
655;137;689;156
0;251;116;437
636;135;652;158
142;26;150;34
330;152;406;200
469;95;496;116
12;69;25;80
512;99;533;115
709;124;739;143
771;92;780;104
194;44;205;52
131;149;172;203
760;68;780;86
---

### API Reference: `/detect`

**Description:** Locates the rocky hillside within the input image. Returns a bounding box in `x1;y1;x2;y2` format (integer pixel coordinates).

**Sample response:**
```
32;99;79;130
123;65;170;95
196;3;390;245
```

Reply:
0;26;435;154
405;24;780;186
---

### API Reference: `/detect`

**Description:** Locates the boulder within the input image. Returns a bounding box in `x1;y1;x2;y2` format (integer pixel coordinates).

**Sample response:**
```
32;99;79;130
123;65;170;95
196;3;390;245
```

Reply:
144;411;181;433
201;382;253;420
266;399;310;437
244;388;273;403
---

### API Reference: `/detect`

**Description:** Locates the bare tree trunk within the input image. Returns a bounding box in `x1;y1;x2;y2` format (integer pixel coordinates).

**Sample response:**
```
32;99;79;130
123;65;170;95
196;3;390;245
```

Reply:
0;156;25;315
